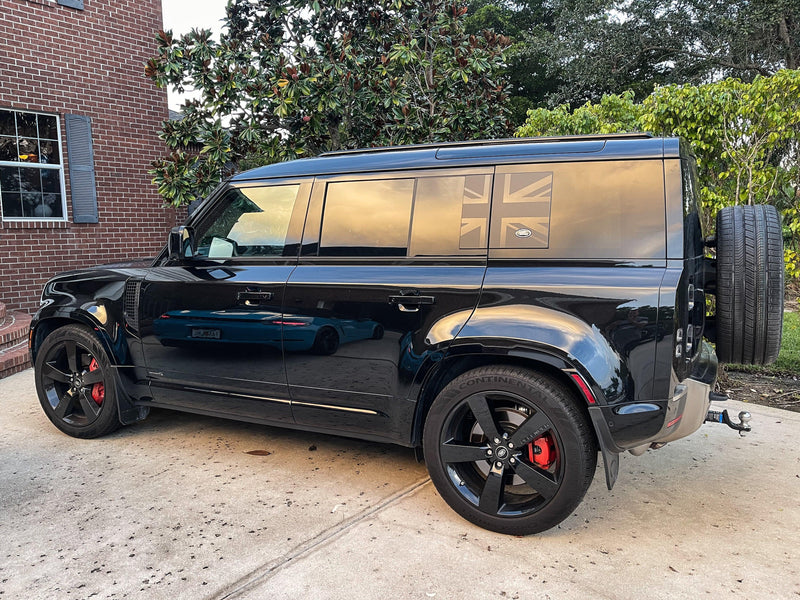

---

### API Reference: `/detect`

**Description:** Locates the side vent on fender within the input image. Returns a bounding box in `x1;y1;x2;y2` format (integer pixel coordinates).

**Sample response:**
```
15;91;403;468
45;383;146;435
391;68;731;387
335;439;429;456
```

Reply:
124;280;142;332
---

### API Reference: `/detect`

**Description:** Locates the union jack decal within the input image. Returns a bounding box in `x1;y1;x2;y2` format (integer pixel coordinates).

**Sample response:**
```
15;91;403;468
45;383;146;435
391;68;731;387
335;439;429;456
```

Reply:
491;171;552;248
459;175;492;249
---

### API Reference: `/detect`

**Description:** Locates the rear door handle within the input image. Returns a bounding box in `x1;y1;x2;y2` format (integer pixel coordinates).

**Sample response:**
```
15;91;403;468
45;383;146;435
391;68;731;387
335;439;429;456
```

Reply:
388;294;435;312
237;290;274;306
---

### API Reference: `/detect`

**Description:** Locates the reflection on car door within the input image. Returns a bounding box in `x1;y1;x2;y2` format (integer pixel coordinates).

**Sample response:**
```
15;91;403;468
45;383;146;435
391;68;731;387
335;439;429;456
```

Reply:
284;169;491;443
138;181;310;423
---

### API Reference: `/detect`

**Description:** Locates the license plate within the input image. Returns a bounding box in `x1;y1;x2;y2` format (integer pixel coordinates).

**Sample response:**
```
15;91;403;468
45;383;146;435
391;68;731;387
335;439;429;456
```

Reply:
191;328;221;339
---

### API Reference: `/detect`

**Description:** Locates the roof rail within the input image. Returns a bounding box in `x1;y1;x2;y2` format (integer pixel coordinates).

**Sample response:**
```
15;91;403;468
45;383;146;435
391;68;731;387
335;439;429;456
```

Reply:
320;133;654;157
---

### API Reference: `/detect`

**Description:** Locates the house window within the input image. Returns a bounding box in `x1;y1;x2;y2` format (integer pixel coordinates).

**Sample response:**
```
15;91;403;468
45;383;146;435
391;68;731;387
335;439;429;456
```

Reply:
0;108;66;220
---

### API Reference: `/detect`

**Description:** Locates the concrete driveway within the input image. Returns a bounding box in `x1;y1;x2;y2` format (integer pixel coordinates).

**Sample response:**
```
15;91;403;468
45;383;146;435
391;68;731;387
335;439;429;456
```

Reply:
1;368;798;600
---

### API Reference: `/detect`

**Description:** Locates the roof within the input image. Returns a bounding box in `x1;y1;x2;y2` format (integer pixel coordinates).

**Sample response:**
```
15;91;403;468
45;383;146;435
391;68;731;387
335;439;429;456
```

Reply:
231;134;681;182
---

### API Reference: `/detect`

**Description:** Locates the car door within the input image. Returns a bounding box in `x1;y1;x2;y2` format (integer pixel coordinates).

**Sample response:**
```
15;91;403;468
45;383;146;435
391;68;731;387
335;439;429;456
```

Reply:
138;179;311;422
283;168;492;443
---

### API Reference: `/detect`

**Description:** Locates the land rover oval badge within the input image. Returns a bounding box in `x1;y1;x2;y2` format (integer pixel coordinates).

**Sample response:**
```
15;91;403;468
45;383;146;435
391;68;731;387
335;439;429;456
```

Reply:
515;228;533;238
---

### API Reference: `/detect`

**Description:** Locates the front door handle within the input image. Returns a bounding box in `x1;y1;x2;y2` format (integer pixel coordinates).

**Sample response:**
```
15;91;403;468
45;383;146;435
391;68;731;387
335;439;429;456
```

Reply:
388;294;435;312
237;290;274;306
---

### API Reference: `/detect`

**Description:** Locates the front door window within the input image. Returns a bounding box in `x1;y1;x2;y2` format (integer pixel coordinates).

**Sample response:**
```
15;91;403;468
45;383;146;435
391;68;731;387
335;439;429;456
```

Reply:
194;185;303;259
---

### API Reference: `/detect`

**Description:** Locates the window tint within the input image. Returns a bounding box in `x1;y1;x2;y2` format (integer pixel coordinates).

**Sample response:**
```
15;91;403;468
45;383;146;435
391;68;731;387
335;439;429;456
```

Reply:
195;185;301;258
410;174;491;256
320;179;414;256
491;161;666;259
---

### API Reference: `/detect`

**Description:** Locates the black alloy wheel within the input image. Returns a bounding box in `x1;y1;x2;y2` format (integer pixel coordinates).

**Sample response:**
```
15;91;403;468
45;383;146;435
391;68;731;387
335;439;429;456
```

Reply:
35;324;121;438
423;366;597;535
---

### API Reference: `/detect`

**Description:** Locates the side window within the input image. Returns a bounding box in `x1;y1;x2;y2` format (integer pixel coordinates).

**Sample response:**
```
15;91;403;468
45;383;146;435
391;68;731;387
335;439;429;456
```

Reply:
194;185;302;258
491;161;666;259
410;174;491;256
319;179;414;256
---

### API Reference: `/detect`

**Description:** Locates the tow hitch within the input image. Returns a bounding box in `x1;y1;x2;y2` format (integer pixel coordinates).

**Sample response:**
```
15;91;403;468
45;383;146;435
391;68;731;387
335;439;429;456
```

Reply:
706;409;752;436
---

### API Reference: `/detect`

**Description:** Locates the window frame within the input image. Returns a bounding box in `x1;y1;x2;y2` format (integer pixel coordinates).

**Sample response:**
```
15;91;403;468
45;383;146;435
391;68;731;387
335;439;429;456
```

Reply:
0;108;68;222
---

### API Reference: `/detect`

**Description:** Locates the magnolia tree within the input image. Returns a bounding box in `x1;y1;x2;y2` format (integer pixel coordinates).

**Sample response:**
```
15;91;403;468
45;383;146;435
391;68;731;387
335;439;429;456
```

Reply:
516;70;800;278
146;0;512;206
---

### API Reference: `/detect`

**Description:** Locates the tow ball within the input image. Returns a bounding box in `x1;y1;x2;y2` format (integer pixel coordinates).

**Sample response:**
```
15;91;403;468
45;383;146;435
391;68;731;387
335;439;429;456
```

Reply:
705;409;752;436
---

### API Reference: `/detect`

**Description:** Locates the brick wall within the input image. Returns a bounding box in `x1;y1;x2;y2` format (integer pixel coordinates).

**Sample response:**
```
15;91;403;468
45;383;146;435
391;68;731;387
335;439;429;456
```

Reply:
0;0;182;313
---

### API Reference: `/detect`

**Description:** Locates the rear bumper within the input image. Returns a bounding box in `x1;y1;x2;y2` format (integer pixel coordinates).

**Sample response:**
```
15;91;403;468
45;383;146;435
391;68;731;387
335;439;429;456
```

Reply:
589;341;718;452
589;341;718;489
632;340;717;451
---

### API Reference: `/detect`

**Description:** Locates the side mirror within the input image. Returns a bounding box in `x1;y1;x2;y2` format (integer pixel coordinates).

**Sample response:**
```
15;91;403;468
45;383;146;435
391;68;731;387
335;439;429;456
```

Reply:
168;226;195;260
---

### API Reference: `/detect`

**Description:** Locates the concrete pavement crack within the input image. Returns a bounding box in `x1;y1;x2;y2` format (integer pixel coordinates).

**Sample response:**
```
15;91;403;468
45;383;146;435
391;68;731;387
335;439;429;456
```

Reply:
210;476;431;600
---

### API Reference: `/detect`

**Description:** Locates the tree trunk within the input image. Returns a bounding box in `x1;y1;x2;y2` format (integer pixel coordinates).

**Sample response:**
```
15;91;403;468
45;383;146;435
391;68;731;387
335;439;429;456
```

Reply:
778;16;797;70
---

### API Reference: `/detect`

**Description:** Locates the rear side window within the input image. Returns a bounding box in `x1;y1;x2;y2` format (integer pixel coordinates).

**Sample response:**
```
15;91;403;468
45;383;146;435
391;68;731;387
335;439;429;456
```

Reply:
410;174;491;256
317;171;492;257
491;161;666;259
320;179;414;256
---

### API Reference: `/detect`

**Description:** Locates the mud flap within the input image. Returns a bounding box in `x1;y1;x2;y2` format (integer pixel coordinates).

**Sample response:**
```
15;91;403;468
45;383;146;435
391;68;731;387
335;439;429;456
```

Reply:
588;405;623;490
599;445;619;490
111;366;150;425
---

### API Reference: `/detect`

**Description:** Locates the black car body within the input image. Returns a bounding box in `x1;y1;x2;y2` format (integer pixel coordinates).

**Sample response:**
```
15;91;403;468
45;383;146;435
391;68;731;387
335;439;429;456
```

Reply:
31;134;784;534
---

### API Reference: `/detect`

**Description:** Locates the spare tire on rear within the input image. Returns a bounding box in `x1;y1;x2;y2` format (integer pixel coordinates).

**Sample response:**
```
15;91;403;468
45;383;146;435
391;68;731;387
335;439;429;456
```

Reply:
714;204;784;365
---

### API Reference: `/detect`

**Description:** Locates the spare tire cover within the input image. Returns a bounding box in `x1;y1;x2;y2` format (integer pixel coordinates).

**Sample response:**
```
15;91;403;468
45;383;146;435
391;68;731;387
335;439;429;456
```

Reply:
715;205;784;365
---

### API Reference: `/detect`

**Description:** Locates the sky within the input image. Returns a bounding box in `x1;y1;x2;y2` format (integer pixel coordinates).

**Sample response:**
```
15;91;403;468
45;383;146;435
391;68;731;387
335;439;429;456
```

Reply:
161;0;228;110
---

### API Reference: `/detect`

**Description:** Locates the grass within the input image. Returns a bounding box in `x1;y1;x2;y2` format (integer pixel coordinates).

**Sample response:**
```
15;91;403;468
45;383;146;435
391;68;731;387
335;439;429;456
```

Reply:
725;311;800;376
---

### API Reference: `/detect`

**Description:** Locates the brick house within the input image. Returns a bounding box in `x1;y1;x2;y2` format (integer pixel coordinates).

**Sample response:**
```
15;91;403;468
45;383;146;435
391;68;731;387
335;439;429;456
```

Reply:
0;0;181;377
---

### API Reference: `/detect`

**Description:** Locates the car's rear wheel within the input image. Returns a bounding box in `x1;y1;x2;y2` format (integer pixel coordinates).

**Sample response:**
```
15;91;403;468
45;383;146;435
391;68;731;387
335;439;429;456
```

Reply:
423;366;597;535
715;205;784;364
311;326;339;355
35;324;121;438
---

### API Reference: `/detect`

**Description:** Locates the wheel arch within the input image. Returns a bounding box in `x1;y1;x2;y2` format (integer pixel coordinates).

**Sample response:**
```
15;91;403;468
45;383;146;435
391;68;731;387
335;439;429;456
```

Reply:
411;345;597;445
31;309;124;366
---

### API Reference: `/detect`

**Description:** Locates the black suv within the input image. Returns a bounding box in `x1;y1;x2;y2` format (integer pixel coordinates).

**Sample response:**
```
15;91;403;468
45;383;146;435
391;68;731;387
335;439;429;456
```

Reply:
31;134;784;534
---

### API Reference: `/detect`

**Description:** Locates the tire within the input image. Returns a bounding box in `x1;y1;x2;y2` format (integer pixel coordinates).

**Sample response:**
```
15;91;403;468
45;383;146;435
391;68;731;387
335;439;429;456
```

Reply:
372;324;384;340
422;366;597;535
311;327;339;355
34;324;121;438
715;205;784;364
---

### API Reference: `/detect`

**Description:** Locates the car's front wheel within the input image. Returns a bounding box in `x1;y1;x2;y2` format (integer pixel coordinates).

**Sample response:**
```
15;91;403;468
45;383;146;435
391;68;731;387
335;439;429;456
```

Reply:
35;324;121;438
423;366;597;535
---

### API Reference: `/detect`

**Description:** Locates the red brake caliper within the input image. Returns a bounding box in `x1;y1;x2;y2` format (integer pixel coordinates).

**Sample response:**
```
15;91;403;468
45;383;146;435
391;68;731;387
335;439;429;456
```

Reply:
528;434;556;469
88;358;105;405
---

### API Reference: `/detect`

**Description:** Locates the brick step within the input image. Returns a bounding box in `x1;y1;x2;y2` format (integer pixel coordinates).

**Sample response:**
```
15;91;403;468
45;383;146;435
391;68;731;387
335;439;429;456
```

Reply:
0;309;32;378
0;311;32;352
0;339;31;379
